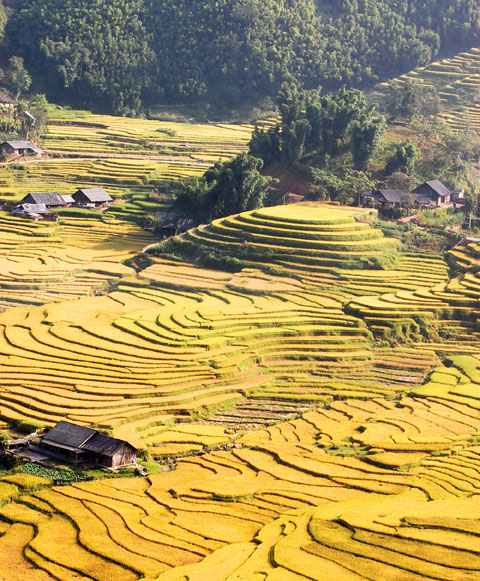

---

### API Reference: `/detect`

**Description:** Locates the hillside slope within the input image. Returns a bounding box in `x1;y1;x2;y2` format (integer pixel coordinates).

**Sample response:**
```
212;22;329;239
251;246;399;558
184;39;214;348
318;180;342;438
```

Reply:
4;0;479;112
0;202;480;579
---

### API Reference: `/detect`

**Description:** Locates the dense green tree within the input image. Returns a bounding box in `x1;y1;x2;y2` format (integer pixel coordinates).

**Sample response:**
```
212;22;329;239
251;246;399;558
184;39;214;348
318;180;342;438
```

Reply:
310;168;374;206
172;180;207;218
464;184;479;228
248;126;281;166
174;154;275;223
385;80;441;123
4;0;480;112
0;4;6;43
252;85;384;170
202;154;275;221
5;57;31;100
385;140;420;175
351;114;386;171
7;0;155;114
378;171;418;191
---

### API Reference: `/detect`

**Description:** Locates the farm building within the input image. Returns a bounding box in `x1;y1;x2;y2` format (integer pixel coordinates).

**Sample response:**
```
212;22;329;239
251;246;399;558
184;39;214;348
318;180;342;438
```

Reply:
39;421;137;467
412;180;452;207
0;95;15;109
372;189;409;209
73;187;112;208
12;203;50;220
452;188;465;203
0;140;42;156
20;191;69;208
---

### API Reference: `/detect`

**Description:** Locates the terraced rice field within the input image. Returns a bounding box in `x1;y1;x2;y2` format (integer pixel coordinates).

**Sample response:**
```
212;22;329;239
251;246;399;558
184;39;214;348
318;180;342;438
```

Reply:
0;212;154;309
375;46;480;132
45;112;252;158
2;389;480;580
1;201;480;579
0;109;252;215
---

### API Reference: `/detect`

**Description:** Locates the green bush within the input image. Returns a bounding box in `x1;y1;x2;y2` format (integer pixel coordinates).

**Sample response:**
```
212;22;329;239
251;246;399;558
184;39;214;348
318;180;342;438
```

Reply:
16;420;43;435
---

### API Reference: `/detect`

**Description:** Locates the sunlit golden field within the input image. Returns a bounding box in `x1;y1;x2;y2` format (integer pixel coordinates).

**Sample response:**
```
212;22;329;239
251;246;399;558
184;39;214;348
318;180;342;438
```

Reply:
1;194;480;580
0;109;252;222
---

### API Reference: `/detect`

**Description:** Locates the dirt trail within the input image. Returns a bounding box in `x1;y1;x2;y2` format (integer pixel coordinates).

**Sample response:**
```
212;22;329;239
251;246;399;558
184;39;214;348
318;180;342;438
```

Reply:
0;151;211;166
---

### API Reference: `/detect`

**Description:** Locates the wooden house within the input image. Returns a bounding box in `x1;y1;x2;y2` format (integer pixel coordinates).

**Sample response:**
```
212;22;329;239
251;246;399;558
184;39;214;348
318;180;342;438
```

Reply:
0;140;42;156
73;188;112;208
412;180;452;207
39;421;137;467
372;189;409;210
0;95;15;109
20;191;67;208
12;203;50;220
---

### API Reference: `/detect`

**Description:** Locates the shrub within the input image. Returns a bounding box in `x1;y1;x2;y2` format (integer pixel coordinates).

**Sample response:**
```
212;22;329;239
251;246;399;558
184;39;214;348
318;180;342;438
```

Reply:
16;420;43;435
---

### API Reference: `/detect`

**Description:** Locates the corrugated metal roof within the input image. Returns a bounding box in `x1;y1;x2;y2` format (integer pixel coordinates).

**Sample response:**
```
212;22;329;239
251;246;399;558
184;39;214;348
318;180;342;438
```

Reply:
42;421;96;449
23;192;65;206
413;180;451;198
82;433;131;456
74;188;112;202
424;180;452;197
374;189;408;203
13;203;50;215
61;195;75;204
41;420;136;459
2;141;42;153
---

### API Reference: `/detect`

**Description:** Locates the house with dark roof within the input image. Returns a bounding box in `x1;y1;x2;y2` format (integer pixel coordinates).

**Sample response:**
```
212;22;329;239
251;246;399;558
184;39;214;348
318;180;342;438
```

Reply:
73;188;112;208
372;189;409;209
0;140;42;156
39;421;137;467
20;191;67;207
0;95;15;109
412;180;452;207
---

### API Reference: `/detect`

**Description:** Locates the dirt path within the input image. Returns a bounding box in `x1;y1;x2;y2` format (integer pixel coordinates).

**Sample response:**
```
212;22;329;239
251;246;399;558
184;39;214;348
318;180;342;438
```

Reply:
0;152;211;167
44;150;211;165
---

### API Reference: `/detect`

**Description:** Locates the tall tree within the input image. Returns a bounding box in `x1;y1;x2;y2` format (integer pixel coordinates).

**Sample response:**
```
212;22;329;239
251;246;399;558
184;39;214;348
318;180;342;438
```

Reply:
351;115;386;171
5;57;31;100
202;154;275;221
385;140;419;175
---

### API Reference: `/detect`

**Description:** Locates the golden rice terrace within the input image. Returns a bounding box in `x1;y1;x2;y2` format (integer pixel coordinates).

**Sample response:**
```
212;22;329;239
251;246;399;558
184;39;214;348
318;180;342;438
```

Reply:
0;201;480;580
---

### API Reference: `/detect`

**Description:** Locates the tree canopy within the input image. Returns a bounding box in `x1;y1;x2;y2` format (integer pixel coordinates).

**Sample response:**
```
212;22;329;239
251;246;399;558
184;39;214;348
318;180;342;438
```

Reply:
3;0;479;112
175;154;275;223
250;84;385;171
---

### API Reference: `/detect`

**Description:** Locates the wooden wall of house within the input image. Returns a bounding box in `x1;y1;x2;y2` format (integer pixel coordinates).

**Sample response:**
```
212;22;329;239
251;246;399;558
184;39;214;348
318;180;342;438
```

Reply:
110;447;137;467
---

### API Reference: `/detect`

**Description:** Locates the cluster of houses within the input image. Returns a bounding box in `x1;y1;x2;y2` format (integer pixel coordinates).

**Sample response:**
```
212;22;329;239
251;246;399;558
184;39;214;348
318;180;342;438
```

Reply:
362;179;464;211
12;188;113;220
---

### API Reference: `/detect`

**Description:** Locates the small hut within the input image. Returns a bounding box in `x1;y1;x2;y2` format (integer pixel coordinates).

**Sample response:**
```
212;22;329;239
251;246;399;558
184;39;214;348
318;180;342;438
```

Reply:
20;192;66;208
73;188;112;208
0;95;15;109
0;141;42;156
39;421;137;467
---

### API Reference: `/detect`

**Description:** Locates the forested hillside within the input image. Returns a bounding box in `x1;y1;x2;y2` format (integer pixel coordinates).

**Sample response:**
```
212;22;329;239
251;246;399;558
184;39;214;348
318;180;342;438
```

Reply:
3;0;480;113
